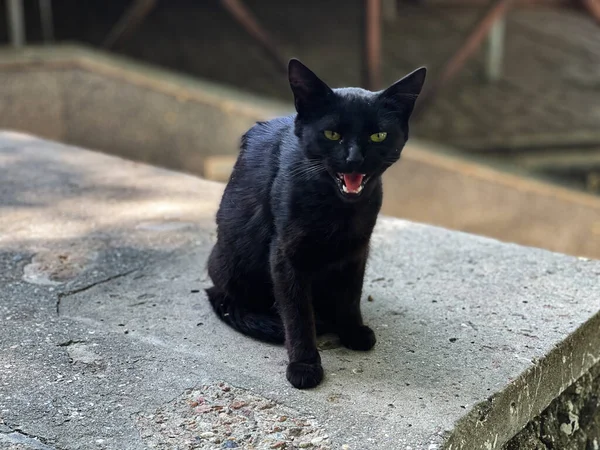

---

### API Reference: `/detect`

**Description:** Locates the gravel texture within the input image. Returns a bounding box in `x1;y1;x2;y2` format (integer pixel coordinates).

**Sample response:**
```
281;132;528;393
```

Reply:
136;382;333;450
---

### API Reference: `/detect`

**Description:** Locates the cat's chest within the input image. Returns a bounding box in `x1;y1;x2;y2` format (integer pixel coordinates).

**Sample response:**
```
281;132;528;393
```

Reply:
291;194;379;236
287;226;369;271
292;211;374;260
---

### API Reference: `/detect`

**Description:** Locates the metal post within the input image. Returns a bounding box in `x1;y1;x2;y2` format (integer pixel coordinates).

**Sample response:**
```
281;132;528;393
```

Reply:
7;0;25;47
219;0;287;73
103;0;157;49
39;0;55;43
363;0;382;91
581;0;600;24
485;17;505;82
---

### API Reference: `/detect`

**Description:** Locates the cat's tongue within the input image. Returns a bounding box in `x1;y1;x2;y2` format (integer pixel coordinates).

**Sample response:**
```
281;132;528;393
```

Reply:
343;173;364;193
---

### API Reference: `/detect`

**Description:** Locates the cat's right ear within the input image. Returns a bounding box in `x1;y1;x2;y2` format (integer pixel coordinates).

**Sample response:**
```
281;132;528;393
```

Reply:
288;59;333;117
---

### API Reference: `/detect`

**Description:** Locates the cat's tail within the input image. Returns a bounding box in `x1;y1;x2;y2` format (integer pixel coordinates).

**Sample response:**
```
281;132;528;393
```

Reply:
205;286;285;344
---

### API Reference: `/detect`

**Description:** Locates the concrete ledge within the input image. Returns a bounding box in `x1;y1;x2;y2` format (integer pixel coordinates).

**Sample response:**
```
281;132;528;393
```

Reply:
0;45;599;260
1;134;599;449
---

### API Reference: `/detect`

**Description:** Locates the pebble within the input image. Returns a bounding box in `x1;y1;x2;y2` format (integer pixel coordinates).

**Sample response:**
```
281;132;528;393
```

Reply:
286;427;302;437
200;431;216;438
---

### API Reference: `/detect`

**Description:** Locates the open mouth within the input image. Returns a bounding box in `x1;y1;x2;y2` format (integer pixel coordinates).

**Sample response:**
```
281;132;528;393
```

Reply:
334;173;369;196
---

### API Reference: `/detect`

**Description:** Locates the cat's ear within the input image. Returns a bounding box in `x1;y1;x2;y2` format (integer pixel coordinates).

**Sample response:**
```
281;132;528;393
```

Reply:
288;58;333;116
378;67;427;113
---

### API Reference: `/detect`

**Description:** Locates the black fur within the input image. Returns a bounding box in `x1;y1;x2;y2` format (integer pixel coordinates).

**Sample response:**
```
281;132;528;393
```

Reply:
206;59;426;389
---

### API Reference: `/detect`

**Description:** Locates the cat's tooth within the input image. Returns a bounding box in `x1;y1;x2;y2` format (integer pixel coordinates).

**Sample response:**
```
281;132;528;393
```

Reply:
342;185;348;193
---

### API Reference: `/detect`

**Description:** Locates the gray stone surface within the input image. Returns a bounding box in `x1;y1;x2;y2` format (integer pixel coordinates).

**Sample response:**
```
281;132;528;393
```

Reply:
1;133;600;449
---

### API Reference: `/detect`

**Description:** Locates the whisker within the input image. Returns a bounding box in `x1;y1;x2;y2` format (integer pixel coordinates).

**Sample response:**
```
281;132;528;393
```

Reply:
288;165;321;177
288;159;326;179
300;166;326;178
289;163;327;180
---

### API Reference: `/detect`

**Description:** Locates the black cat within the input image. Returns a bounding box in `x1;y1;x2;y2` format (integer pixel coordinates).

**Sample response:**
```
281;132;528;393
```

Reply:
206;59;426;389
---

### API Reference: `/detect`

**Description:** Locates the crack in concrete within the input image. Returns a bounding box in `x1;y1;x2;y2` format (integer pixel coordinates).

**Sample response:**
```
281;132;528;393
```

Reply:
0;422;61;450
56;338;86;347
55;269;138;315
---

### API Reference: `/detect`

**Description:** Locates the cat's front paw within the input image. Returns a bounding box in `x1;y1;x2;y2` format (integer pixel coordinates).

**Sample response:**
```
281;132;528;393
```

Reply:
286;361;324;389
340;325;376;351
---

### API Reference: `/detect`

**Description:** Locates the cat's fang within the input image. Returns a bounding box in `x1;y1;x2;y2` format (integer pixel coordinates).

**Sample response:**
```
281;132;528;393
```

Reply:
342;184;364;194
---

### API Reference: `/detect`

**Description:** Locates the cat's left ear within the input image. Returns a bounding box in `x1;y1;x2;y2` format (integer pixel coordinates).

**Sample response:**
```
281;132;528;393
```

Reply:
288;58;334;117
378;67;427;113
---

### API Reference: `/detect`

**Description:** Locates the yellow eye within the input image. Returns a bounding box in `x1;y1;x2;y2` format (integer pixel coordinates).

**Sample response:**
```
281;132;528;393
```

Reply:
370;132;387;142
324;130;341;141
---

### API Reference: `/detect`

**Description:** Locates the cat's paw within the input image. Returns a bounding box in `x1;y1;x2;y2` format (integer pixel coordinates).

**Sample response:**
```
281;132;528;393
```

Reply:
340;325;376;351
286;361;324;389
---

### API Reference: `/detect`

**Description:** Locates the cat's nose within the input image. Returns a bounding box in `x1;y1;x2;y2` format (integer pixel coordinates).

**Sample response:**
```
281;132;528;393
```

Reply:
346;147;364;166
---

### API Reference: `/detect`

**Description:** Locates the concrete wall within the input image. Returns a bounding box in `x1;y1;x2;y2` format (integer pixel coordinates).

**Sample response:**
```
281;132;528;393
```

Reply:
0;45;598;259
0;46;288;176
0;69;65;142
503;362;600;449
61;68;267;175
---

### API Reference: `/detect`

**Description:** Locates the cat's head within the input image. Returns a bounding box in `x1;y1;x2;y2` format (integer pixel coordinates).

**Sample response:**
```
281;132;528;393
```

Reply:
288;58;426;201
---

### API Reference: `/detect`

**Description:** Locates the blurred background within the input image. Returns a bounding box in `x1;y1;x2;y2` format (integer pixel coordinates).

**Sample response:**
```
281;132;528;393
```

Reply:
1;0;599;258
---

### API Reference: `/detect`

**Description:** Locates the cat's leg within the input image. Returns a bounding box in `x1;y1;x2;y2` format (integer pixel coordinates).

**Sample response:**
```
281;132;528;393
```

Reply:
270;245;323;389
207;241;284;342
314;258;376;351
